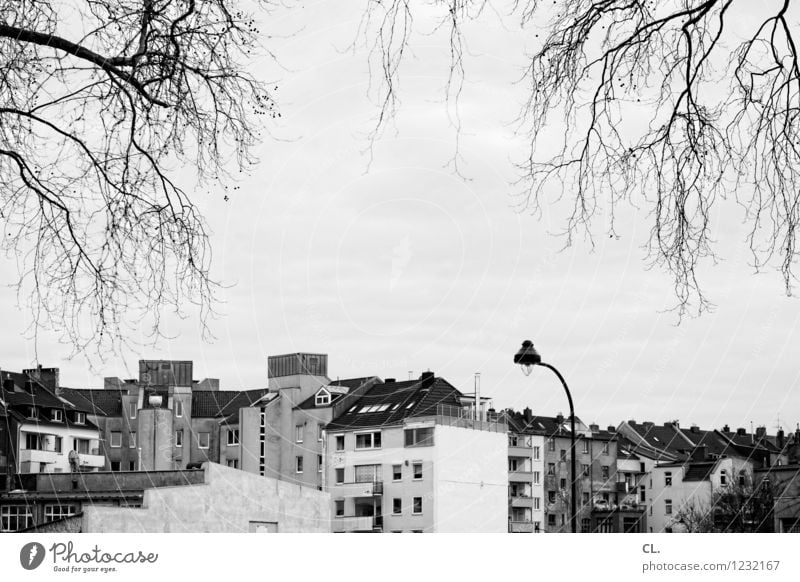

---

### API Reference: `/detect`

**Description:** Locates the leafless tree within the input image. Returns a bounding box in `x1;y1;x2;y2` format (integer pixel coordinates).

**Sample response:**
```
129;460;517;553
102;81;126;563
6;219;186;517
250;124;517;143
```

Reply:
360;0;800;316
0;1;276;358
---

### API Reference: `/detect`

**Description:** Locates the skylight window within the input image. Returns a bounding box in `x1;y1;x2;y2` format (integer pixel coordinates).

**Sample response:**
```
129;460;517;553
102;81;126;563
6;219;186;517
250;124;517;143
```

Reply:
405;400;417;409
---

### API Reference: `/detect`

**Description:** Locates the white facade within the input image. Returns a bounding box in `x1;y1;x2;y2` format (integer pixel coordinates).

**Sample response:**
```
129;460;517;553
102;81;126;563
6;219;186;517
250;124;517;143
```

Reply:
508;432;546;532
326;419;508;533
17;421;104;473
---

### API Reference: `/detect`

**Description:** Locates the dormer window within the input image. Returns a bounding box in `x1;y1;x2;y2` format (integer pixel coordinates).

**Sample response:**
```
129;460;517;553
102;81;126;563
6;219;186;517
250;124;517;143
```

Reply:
28;407;38;419
52;409;63;422
315;389;331;407
74;412;86;425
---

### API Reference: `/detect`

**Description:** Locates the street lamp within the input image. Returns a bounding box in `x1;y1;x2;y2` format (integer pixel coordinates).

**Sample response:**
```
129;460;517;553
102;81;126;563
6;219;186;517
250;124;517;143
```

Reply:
514;340;578;533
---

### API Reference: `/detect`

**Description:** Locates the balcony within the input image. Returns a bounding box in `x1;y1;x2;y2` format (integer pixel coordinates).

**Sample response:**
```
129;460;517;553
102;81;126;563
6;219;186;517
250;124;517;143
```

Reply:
333;481;383;498
510;496;534;508
509;470;533;482
19;449;59;465
77;453;106;468
509;521;535;533
616;482;632;493
332;515;380;533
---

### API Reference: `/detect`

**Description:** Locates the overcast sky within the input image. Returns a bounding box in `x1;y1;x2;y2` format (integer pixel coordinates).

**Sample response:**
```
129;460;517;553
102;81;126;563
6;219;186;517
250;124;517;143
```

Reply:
1;1;799;432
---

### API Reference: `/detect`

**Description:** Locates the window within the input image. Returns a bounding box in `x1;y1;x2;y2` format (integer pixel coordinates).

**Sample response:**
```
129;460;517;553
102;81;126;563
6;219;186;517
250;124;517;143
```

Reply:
110;432;122;448
129;461;137;471
560;478;567;490
129;432;137;448
413;462;423;480
720;470;727;486
43;504;77;522
640;462;646;473
533;471;540;484
335;435;345;451
412;497;422;514
296;456;304;473
582;518;592;532
355;431;381;449
548;491;556;504
393;498;402;514
198;432;210;449
582;440;589;454
509;435;519;447
640;485;646;502
548;514;556;526
582;492;590;504
393;464;402;481
28;407;38;419
295;425;303;443
404;427;434;447
52;409;63;422
560;449;567;461
509;458;521;471
533;446;540;460
582;463;590;477
335;468;345;484
318;425;323;442
24;433;41;450
175;430;183;447
129;402;137;419
534;522;541;533
665;499;673;515
533;497;540;510
54;437;62;453
548;439;555;452
227;429;240;446
175;400;183;417
335;500;344;517
665;472;672;487
601;465;610;480
547;463;555;475
74;412;86;425
1;506;33;532
602;442;609;455
354;464;382;483
111;461;121;471
315;390;331;406
561;514;566;526
738;470;746;487
664;527;673;533
74;439;89;454
317;454;323;472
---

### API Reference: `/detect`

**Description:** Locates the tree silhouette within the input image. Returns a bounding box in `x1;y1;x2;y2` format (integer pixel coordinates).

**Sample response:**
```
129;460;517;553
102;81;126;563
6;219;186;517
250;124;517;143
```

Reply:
361;0;800;316
0;0;276;356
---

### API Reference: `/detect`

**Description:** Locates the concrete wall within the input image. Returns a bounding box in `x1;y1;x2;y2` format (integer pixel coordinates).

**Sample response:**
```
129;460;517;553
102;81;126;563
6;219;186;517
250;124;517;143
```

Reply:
433;424;508;533
138;408;173;471
82;462;330;533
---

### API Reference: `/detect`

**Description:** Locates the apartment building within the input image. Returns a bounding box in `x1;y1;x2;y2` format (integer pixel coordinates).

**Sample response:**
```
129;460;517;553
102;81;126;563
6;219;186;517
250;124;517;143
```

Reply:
502;408;546;533
1;366;104;484
324;372;508;533
60;360;269;471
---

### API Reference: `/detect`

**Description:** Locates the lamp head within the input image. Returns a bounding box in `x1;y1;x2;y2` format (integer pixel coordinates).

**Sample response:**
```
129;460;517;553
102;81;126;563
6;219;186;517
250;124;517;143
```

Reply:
514;340;541;376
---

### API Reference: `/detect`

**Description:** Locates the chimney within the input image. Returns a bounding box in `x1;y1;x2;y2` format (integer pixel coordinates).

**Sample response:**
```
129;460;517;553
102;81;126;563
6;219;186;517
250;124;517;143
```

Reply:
607;425;616;433
642;421;655;432
419;371;435;382
722;424;730;433
523;407;533;423
690;425;699;434
589;423;599;432
736;427;747;436
777;429;785;449
755;426;766;440
556;413;564;426
384;378;395;383
665;420;679;428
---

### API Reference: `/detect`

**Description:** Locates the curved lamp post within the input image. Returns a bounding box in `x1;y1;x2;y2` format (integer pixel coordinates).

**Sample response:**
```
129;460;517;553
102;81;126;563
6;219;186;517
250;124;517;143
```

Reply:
514;340;578;533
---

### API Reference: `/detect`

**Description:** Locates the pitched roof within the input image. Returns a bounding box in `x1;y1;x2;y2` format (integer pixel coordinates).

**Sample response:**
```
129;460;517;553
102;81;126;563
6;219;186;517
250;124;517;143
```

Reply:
59;388;125;416
296;377;380;410
624;421;691;459
326;374;462;431
190;389;269;418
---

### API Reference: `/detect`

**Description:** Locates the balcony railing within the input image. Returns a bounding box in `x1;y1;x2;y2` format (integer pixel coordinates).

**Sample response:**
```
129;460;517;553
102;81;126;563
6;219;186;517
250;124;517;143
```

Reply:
332;481;383;497
409;405;507;433
509;521;535;533
331;515;381;533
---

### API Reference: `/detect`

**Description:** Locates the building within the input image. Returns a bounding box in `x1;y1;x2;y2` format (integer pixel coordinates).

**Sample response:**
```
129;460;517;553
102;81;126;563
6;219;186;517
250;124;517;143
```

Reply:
324;372;508;533
1;366;104;486
2;462;329;533
223;352;380;487
502;408;546;533
60;360;269;472
619;420;786;532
